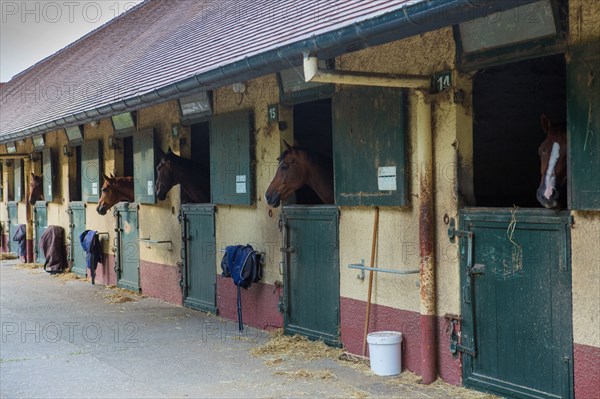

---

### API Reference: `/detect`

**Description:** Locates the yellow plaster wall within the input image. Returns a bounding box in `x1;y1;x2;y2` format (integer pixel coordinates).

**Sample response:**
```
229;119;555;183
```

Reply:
569;0;600;348
213;75;283;284
44;129;70;230
336;28;462;315
83;119;120;255
136;101;183;266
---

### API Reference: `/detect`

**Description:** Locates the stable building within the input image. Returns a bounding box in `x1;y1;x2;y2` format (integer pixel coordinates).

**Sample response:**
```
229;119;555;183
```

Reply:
1;1;599;398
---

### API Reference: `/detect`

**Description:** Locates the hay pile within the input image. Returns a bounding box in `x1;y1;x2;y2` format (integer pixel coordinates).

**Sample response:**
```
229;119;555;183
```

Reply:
15;263;43;269
103;286;144;304
250;329;344;361
53;272;86;282
274;369;335;380
0;253;18;260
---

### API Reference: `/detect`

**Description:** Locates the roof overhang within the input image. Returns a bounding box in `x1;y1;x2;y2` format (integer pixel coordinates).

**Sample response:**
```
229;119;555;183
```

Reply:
0;0;537;144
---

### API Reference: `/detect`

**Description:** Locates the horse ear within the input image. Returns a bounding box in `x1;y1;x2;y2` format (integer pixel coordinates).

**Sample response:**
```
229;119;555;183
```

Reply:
282;140;293;152
541;114;551;134
102;173;112;182
167;147;174;155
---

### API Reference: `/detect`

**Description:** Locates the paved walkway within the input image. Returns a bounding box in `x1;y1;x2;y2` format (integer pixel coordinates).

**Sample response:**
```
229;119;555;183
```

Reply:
0;259;496;398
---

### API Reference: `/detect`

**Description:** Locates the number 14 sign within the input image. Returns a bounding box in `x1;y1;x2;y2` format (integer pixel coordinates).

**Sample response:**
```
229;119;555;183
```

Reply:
432;71;452;93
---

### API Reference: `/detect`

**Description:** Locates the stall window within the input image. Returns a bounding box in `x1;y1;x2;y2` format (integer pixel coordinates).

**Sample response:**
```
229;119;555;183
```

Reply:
81;140;102;202
133;128;156;204
333;86;407;206
210;111;254;205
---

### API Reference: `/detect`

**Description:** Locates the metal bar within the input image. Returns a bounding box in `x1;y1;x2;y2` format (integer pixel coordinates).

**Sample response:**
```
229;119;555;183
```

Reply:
348;264;419;275
139;238;172;244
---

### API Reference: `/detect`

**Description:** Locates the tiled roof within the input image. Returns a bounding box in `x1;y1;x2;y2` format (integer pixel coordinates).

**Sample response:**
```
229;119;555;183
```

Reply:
0;0;527;141
1;0;422;139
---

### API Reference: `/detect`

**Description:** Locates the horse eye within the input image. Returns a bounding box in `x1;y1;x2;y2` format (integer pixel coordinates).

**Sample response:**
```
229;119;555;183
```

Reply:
281;164;288;171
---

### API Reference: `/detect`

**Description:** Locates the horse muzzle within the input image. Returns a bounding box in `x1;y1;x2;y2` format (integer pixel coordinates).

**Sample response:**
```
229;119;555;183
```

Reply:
537;186;559;209
96;205;107;215
265;192;281;208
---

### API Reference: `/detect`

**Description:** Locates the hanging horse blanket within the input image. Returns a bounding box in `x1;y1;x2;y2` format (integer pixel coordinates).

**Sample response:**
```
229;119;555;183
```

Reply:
39;225;67;274
221;245;262;331
79;230;103;285
12;224;26;258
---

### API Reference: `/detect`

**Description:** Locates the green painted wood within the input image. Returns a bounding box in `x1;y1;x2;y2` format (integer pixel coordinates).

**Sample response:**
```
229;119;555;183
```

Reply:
568;42;600;210
42;148;53;201
81;140;102;203
181;204;216;313
13;160;22;202
460;208;573;399
133;128;156;204
33;202;47;264
116;204;139;291
7;202;18;253
69;203;87;277
282;205;340;346
333;86;407;206
210;110;254;205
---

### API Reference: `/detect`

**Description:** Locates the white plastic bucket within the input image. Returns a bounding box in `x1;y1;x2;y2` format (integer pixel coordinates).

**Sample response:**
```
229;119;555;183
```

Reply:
367;331;403;376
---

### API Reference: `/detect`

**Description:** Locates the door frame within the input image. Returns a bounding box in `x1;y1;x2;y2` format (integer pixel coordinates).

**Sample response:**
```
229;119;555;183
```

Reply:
114;202;140;291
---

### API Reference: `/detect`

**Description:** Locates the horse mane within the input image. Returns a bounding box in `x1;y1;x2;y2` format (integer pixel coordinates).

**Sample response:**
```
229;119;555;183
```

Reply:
280;146;332;171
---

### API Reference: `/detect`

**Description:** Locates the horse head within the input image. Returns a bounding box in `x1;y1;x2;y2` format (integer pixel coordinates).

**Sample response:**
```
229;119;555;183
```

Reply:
97;173;134;215
537;114;567;209
28;173;44;205
265;140;334;208
155;147;178;201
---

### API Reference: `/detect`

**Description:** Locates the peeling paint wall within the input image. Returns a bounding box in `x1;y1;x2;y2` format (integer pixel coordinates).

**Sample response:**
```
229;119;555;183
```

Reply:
212;75;282;284
569;0;600;349
336;28;462;316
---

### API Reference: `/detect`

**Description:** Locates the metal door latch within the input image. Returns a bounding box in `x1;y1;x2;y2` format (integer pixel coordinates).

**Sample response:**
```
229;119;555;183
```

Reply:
468;263;485;276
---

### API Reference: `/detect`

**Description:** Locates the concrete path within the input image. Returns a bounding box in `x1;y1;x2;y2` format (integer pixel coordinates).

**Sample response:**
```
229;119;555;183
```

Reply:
0;259;496;398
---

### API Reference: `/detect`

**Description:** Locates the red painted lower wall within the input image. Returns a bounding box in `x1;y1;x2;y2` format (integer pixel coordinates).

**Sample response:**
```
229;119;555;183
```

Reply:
574;343;600;399
217;275;283;331
139;260;182;306
89;253;117;286
340;297;461;385
2;233;8;252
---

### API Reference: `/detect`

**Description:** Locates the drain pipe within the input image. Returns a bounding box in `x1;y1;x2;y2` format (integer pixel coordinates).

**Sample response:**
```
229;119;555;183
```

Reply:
24;158;34;263
416;90;436;384
303;54;438;384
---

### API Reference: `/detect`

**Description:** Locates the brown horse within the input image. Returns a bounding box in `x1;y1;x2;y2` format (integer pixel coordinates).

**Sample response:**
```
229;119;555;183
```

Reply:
96;174;134;215
265;141;334;207
155;148;210;203
29;173;44;205
537;114;567;209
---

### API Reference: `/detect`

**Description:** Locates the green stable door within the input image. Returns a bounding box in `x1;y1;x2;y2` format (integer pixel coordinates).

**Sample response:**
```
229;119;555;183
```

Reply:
115;204;140;291
458;209;573;399
180;205;216;313
68;203;87;276
281;206;340;346
33;202;48;264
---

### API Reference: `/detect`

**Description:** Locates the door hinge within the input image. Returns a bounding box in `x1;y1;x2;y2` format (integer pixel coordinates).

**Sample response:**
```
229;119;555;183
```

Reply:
447;218;472;243
280;246;296;253
468;263;485;276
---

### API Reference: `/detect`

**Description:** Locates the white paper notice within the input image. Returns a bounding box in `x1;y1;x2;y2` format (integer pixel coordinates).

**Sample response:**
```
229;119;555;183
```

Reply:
48;184;52;195
236;175;247;194
378;166;397;191
92;182;98;195
147;180;153;196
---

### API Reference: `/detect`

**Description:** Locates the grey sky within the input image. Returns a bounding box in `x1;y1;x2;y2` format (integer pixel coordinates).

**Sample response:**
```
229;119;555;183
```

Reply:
1;0;144;82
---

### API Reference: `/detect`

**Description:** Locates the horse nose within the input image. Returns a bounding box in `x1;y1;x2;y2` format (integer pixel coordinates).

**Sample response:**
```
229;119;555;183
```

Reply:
265;192;272;203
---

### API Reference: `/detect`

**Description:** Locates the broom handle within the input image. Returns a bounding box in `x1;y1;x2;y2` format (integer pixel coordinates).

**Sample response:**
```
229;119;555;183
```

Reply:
362;207;379;356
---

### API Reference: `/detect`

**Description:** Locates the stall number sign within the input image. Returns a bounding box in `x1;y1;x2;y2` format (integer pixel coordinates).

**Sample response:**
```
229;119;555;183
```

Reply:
147;181;154;196
268;104;278;123
378;167;397;191
432;71;452;93
92;182;98;195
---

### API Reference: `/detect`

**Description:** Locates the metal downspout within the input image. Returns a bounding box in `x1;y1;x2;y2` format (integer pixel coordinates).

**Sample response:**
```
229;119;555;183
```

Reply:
23;158;34;263
416;91;436;384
